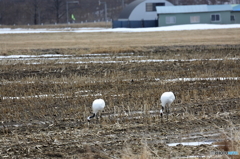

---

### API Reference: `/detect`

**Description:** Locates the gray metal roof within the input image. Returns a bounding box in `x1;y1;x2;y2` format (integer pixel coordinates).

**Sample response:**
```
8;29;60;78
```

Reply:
118;0;145;19
156;4;232;14
232;4;240;11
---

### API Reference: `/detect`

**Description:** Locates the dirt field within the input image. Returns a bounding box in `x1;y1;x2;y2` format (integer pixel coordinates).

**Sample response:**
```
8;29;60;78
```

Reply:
0;29;240;158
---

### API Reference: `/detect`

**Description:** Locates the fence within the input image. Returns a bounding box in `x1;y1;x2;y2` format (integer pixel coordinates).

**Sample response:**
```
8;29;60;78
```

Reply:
112;20;158;28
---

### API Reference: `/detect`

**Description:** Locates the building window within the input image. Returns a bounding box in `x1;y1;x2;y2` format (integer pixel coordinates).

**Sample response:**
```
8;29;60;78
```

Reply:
190;16;200;23
146;3;165;12
166;16;176;24
211;14;220;22
231;15;235;21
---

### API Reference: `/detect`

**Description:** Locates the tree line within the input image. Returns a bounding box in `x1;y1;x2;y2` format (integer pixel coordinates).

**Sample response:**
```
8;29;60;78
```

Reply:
0;0;236;25
0;0;130;25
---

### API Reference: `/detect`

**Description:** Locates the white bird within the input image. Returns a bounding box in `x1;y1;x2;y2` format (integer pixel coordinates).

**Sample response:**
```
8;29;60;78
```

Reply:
87;99;105;122
160;92;175;120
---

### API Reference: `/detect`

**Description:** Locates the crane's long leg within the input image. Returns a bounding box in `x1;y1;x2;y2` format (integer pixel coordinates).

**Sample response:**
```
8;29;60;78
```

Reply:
160;106;164;119
166;105;169;121
96;113;100;124
167;104;171;121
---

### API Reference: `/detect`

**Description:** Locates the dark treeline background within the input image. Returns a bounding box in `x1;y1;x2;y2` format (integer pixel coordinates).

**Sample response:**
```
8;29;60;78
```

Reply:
0;0;236;25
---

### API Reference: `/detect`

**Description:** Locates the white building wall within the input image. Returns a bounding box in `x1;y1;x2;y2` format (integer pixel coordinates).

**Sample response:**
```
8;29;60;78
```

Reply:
128;0;173;20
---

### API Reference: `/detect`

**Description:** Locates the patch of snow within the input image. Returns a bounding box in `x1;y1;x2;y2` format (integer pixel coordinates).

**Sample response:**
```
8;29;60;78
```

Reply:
162;77;240;82
167;141;213;146
0;54;71;59
1;24;240;34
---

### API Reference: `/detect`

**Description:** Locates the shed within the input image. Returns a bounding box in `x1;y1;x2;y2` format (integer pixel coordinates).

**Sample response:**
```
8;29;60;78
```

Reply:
231;4;240;23
156;4;240;27
118;0;174;21
113;0;173;28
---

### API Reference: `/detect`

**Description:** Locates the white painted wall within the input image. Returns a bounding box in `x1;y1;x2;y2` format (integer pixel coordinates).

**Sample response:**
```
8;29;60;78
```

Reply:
128;0;173;20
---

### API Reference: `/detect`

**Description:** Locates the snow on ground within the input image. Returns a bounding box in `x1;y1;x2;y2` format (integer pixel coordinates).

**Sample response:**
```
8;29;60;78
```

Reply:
167;141;213;146
0;54;72;59
0;24;240;34
0;53;239;64
161;77;240;82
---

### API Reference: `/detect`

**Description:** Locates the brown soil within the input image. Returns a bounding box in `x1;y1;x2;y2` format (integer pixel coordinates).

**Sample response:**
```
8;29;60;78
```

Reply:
0;45;240;159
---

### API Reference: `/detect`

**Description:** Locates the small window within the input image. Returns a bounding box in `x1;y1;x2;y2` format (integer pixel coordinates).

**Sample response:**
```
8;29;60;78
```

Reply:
146;3;153;12
211;14;221;22
166;16;176;24
190;16;200;23
231;15;235;21
146;3;165;12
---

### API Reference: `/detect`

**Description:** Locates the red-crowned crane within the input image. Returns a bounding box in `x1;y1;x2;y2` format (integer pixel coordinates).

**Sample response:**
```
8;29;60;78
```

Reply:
87;99;105;122
160;92;175;120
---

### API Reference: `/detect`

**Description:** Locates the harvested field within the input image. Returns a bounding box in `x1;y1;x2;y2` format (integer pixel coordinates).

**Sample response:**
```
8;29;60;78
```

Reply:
1;28;240;53
0;28;240;158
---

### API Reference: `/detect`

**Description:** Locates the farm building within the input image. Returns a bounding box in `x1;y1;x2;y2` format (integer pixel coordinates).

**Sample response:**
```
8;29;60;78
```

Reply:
113;0;174;28
156;4;240;27
232;4;240;22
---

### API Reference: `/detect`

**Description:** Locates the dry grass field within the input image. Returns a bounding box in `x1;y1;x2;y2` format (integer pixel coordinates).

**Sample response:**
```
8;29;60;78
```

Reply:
1;27;240;54
0;22;112;29
0;25;240;158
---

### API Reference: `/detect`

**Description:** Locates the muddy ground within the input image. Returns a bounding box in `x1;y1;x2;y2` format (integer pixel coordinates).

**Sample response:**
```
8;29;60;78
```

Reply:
0;45;240;158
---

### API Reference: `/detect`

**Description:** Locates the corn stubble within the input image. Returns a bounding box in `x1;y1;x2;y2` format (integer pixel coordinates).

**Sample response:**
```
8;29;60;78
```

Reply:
0;45;240;158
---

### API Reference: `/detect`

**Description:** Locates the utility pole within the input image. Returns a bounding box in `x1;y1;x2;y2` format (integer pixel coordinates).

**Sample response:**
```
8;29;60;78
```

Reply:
99;0;108;22
66;1;79;23
122;0;125;8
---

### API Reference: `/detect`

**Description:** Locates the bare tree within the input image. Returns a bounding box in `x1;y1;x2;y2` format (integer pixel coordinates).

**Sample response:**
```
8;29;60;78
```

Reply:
24;0;45;25
0;0;235;25
50;0;67;23
0;0;3;24
229;0;240;3
0;0;23;25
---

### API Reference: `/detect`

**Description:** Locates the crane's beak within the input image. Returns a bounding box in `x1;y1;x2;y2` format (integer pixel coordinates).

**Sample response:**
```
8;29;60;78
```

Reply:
160;109;163;117
161;106;164;117
87;116;90;122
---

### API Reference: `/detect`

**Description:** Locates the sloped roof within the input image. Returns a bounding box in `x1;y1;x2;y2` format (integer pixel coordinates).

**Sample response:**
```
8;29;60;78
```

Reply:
118;0;145;19
156;4;232;14
232;4;240;11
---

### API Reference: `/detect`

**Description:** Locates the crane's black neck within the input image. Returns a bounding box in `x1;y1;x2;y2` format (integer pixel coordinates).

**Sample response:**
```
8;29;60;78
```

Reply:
88;113;96;121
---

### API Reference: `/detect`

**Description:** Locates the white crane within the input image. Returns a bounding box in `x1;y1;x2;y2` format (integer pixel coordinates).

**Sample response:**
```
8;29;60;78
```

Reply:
87;99;105;122
160;92;175;120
